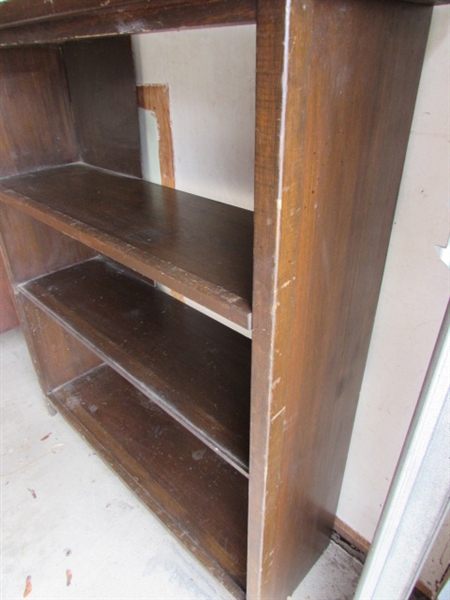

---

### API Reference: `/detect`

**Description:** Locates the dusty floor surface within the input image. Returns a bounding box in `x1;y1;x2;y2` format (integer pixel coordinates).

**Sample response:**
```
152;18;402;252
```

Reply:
1;327;362;600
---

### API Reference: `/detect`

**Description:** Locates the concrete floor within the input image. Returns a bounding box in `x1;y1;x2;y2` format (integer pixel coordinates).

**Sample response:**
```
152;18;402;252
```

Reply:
1;327;362;600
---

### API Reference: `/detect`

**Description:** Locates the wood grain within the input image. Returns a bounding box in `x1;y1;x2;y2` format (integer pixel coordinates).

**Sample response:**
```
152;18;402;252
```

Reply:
63;37;142;178
248;1;432;598
50;364;248;597
0;0;257;48
137;85;176;188
0;0;146;25
20;297;102;394
0;46;77;176
0;0;444;31
20;257;252;474
0;203;95;285
0;250;18;333
0;164;254;329
0;1;438;598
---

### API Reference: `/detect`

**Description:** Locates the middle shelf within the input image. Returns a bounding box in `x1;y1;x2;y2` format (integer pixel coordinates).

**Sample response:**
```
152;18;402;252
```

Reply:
0;162;254;329
19;256;252;475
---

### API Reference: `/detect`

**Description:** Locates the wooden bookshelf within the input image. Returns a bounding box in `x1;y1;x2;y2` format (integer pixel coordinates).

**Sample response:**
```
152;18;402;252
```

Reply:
0;2;441;597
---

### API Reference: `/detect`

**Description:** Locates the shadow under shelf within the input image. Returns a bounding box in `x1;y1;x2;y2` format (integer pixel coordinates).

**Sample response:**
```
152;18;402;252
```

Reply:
19;256;252;476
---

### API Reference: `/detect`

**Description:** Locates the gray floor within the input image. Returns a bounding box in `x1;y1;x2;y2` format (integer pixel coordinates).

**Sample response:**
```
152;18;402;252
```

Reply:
1;327;362;600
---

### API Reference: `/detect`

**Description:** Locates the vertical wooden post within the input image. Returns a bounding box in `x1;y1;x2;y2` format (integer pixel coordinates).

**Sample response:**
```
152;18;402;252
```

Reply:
249;1;432;597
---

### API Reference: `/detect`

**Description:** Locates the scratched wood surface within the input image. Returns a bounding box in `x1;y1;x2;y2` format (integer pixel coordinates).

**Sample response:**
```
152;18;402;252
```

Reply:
49;363;248;597
248;1;432;598
0;1;440;598
0;0;257;47
0;164;254;329
21;257;252;475
0;0;445;33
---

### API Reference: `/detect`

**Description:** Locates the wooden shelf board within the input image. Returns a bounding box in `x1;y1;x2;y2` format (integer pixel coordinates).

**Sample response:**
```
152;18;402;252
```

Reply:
0;1;256;48
49;364;248;596
20;257;251;475
0;163;253;329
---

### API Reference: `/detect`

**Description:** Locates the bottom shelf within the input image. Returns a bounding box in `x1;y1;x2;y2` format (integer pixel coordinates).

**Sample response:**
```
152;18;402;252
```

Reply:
49;364;248;595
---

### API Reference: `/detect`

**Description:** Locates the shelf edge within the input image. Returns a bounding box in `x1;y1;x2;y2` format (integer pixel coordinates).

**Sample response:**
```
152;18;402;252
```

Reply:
0;184;252;331
18;260;250;477
48;364;247;600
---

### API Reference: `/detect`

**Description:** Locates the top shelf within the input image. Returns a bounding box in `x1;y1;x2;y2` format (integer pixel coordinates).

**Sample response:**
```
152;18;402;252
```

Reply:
0;0;446;49
0;0;256;47
0;0;445;33
0;163;253;329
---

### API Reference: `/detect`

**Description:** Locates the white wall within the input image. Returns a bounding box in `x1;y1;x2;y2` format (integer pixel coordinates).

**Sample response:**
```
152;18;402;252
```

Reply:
132;26;256;210
132;6;449;587
336;7;449;591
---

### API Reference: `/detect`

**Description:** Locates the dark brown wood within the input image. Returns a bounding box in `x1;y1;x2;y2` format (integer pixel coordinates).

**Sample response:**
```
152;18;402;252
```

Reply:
20;257;252;474
49;363;248;597
0;0;257;48
0;0;444;32
0;203;95;285
19;297;102;393
0;250;19;333
63;37;142;178
0;46;77;176
0;0;145;25
1;0;443;37
0;164;253;329
248;1;432;598
400;0;449;3
0;1;439;598
0;201;97;400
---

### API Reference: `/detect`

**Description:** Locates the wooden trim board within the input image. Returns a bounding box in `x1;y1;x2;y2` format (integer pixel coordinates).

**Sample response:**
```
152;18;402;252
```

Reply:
137;84;176;189
333;517;433;599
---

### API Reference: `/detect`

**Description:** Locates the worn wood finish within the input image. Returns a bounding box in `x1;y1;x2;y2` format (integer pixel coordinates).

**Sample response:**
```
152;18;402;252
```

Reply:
137;85;176;188
0;46;77;177
0;203;95;285
0;164;254;329
0;1;439;598
63;37;142;178
248;1;432;598
0;0;444;31
402;0;449;3
0;202;97;403
49;364;248;597
0;250;19;333
21;257;252;474
0;0;148;25
0;0;257;48
19;297;102;394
